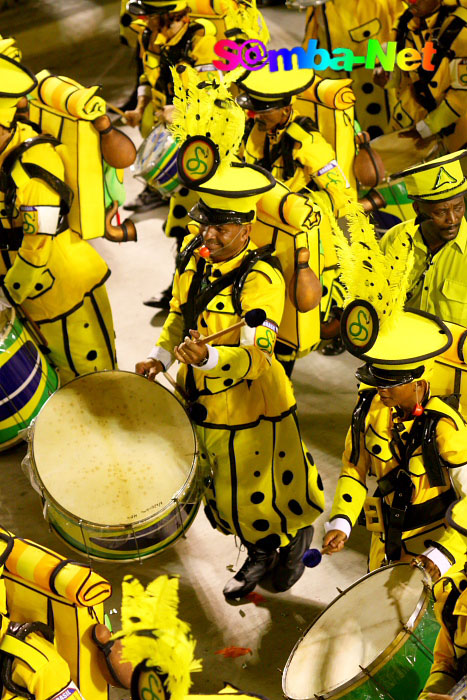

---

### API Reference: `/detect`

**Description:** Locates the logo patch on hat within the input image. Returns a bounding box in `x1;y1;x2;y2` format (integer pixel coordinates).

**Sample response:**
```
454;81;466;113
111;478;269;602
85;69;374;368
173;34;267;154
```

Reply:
178;136;219;187
341;299;379;356
433;166;458;190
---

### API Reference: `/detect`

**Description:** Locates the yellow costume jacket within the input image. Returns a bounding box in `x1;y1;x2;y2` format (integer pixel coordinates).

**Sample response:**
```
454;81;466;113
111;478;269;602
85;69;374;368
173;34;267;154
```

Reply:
390;1;467;151
420;570;467;698
152;234;325;548
0;122;116;381
380;218;467;328
329;390;467;572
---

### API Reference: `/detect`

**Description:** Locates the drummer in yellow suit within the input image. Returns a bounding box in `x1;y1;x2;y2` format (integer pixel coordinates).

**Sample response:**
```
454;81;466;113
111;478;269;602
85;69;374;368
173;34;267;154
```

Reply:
236;65;352;366
301;0;404;138
0;56;116;384
375;0;467;153
321;201;467;580
136;149;325;599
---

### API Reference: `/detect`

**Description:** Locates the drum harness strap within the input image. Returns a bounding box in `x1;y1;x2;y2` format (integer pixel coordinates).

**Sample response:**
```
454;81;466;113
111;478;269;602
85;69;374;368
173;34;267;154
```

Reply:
396;5;467;120
176;236;280;406
0;135;73;258
350;391;459;562
256;116;318;184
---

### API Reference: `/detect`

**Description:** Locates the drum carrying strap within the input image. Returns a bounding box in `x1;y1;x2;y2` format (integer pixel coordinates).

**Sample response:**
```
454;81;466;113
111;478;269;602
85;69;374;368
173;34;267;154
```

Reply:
349;389;377;465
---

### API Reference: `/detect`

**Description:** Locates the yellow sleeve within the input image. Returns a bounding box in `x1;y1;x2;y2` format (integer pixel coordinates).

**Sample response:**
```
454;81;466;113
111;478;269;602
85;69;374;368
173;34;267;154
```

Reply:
202;262;286;382
156;268;186;359
424;35;467;135
329;427;370;528
3;144;64;304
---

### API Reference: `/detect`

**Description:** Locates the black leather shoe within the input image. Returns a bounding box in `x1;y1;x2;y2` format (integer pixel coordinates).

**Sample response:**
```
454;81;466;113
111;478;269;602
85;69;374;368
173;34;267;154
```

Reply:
123;185;168;212
143;285;172;309
272;526;314;592
223;549;278;600
319;336;346;356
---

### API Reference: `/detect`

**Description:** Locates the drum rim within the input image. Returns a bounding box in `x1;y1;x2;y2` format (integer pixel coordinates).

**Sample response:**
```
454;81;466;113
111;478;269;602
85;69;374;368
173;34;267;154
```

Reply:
282;562;431;700
132;125;177;179
29;369;199;529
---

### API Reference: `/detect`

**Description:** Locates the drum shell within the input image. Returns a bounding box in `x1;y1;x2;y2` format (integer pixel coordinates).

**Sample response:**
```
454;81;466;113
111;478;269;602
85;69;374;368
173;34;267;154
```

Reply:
131;125;180;196
0;308;58;450
24;371;202;562
283;563;439;700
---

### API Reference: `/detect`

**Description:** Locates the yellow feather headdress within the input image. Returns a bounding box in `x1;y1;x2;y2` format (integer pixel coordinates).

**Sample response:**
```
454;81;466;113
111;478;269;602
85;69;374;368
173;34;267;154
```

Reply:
326;200;414;333
112;575;202;700
224;0;270;44
169;63;246;170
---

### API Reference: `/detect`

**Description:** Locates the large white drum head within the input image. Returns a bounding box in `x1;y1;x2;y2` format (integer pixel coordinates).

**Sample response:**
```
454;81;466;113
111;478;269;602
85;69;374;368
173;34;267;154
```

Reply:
283;564;427;699
32;371;196;526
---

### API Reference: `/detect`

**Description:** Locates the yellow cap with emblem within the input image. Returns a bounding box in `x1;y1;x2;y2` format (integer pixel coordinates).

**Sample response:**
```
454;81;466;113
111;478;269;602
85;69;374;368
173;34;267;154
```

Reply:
169;64;275;224
0;54;37;128
327;202;452;387
392;149;467;203
236;66;316;112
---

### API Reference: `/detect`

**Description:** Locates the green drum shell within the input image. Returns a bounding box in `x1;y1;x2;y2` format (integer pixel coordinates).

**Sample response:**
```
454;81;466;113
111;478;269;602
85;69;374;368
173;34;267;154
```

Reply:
0;308;58;450
283;564;440;700
27;370;201;562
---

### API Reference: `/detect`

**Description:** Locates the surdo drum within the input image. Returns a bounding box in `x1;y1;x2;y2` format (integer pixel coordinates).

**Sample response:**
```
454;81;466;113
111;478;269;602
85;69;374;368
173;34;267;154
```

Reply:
131;124;180;196
283;564;439;700
23;370;201;561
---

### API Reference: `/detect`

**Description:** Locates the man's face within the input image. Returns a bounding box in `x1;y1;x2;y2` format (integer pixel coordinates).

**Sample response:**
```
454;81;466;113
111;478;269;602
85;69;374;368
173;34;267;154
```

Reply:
253;106;291;133
201;222;250;262
415;195;466;245
377;382;416;408
404;0;441;17
147;10;186;37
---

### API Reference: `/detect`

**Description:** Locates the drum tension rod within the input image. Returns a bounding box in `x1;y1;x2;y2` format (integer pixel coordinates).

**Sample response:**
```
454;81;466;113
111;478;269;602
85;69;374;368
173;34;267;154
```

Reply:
173;497;187;539
400;623;435;661
358;665;398;700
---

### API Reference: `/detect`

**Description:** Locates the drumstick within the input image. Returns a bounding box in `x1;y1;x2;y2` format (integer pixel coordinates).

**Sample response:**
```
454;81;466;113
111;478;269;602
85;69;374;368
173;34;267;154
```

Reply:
195;309;266;345
302;546;333;568
162;371;190;402
106;101;127;119
17;304;48;347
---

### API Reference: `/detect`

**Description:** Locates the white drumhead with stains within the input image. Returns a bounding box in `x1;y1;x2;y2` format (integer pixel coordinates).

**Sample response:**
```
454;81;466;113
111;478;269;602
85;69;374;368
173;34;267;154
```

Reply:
284;564;426;699
32;371;195;525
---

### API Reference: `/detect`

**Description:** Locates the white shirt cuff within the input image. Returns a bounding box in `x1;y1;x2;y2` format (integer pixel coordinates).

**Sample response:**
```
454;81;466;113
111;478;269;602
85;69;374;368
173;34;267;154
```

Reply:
415;119;432;139
148;346;174;371
191;344;219;371
325;517;352;539
423;546;452;577
137;84;151;98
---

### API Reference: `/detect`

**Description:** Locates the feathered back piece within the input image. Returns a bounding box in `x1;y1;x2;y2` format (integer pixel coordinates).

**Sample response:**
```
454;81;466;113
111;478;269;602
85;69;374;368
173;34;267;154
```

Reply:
326;200;414;332
169;64;246;169
224;0;270;44
112;575;202;700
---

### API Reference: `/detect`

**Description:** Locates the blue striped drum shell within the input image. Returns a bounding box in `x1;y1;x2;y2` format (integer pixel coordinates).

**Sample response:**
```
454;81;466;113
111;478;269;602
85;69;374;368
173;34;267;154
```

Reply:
131;125;180;196
0;308;59;449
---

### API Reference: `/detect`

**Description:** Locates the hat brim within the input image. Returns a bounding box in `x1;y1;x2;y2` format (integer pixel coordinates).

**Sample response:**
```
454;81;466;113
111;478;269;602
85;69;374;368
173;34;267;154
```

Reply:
355;364;425;388
189;200;255;225
236;92;292;112
127;0;180;14
236;67;316;101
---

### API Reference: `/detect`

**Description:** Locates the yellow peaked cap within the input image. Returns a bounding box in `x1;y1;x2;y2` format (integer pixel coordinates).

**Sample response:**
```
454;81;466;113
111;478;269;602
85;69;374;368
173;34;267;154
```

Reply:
0;54;37;127
196;162;274;212
237;65;315;100
393;149;467;202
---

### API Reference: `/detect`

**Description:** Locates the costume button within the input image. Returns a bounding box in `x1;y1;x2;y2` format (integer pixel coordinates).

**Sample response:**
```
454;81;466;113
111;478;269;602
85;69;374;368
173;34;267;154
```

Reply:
224;378;233;387
216;302;224;310
35;283;43;291
13;282;20;289
372;444;382;455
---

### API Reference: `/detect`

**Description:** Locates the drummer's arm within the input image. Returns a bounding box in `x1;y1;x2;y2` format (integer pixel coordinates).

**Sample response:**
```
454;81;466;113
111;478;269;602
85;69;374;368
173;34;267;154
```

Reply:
3;156;59;305
422;419;467;577
415;42;467;140
323;429;369;550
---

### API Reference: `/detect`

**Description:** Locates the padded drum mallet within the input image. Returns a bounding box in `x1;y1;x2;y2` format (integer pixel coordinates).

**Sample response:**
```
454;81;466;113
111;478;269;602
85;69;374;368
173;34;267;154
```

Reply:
194;308;267;345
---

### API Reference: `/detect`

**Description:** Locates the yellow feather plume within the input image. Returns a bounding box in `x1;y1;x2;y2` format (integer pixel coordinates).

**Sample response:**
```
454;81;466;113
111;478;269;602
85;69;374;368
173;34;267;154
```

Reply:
112;575;202;700
224;0;270;44
325;199;414;331
169;64;245;169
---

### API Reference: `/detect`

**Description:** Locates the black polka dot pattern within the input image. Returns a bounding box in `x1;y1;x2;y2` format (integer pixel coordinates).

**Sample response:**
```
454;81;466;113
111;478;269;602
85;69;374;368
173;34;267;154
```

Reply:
343;493;352;503
84;323;89;328
366;102;381;115
279;451;286;458
288;500;303;515
222;364;230;371
35;283;43;291
13;282;20;289
173;205;188;219
87;350;98;361
306;452;314;465
254;470;260;477
216;302;224;310
179;187;189;197
224;379;233;387
372;444;382;455
282;470;293;485
253;519;269;531
317;474;324;491
251;492;264;504
362;82;374;94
